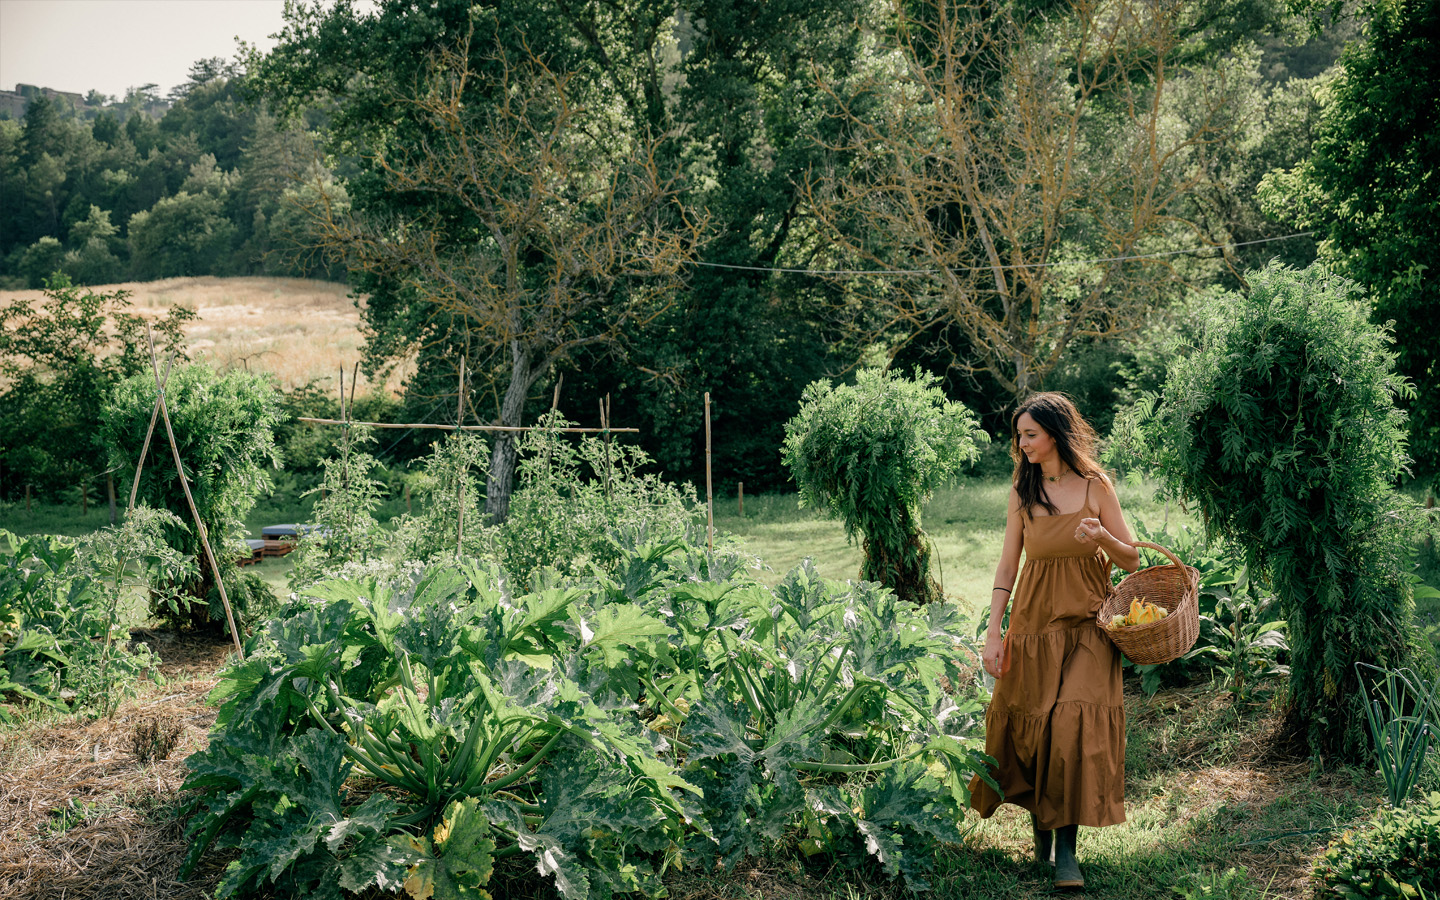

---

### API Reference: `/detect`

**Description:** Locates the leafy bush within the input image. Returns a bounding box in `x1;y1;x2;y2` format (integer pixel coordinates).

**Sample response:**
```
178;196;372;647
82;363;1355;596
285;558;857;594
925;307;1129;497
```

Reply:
1111;262;1429;756
391;432;491;562
0;275;192;503
782;368;987;604
103;364;282;629
288;430;391;591
492;415;701;583
180;540;989;898
1314;792;1440;899
0;508;192;717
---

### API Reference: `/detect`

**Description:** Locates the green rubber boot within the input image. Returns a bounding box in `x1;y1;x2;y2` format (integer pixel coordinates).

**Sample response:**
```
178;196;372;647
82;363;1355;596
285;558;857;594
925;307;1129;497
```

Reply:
1053;824;1083;889
1031;814;1053;866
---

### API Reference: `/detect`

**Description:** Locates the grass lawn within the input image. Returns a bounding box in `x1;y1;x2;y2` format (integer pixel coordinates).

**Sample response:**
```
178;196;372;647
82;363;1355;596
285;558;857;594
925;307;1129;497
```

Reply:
0;475;1431;899
716;476;1194;617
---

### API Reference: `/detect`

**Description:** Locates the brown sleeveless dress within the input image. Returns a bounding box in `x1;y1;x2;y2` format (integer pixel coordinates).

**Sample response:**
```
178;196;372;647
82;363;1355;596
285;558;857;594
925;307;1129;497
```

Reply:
968;478;1126;829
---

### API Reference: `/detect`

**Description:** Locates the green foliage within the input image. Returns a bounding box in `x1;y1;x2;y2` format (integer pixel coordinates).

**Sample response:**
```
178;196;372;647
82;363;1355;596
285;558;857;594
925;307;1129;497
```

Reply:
179;540;988;898
1357;663;1440;809
491;414;701;583
0;275;192;502
0;508;190;716
1173;866;1257;900
392;434;491;563
288;429;391;591
1111;262;1428;757
102;364;282;628
782;368;986;603
1314;791;1440;899
1187;568;1291;704
126;190;236;279
1259;0;1440;480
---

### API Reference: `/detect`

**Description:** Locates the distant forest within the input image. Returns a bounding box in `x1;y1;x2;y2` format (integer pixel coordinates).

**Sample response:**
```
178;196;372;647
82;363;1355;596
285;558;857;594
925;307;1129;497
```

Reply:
0;58;344;290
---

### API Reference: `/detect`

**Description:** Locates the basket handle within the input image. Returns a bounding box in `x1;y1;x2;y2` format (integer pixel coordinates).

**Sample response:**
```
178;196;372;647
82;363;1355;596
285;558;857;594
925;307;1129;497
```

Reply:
1133;541;1185;570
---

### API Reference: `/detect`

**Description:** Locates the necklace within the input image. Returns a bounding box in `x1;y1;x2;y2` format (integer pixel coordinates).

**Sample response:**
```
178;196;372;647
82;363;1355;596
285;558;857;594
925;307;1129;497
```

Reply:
1045;469;1069;484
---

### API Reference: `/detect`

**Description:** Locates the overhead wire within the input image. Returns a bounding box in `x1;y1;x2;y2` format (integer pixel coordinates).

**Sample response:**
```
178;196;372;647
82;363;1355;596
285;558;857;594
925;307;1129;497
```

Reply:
649;230;1316;277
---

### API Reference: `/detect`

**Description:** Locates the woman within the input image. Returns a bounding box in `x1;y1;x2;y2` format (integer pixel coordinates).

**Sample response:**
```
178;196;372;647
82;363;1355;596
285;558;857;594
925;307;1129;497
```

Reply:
969;392;1139;890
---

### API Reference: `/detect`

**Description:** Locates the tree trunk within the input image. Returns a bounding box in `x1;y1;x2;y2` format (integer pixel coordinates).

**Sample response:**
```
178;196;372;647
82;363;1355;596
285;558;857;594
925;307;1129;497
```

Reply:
484;341;539;523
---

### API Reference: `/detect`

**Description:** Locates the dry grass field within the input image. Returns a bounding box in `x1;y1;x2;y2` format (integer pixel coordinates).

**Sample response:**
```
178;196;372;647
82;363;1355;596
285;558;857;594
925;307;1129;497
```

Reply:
0;276;412;394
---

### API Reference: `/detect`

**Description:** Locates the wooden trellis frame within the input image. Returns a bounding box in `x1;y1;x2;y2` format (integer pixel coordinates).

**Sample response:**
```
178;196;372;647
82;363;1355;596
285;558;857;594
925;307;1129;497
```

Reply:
128;325;245;660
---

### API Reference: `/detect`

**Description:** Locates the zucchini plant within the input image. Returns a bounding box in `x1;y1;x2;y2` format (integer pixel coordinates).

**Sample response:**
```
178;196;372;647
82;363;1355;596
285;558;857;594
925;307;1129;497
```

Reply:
180;541;991;899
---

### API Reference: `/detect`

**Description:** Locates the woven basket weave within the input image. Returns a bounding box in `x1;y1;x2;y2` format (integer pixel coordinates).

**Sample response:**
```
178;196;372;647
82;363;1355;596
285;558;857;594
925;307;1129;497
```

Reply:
1097;541;1199;666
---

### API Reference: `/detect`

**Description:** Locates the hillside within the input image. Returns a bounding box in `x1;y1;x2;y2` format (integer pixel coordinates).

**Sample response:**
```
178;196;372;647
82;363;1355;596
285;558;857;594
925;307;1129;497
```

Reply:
0;276;410;394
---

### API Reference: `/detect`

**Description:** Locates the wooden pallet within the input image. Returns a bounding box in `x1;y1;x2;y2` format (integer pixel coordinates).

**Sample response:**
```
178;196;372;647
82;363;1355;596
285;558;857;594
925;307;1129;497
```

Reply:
261;539;297;558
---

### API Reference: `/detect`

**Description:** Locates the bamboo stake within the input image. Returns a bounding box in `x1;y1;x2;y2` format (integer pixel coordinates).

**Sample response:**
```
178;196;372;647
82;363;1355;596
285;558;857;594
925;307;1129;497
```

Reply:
705;391;713;552
600;396;612;501
144;325;245;660
294;417;637;433
455;357;466;557
542;375;563;474
129;352;174;511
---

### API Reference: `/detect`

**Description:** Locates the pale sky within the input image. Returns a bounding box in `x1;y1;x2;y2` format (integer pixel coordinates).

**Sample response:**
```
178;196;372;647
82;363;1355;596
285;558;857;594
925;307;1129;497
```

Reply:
0;0;366;100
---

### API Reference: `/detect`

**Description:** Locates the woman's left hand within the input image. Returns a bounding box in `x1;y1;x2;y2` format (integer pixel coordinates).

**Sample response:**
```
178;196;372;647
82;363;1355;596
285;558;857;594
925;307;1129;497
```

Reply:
1074;517;1108;545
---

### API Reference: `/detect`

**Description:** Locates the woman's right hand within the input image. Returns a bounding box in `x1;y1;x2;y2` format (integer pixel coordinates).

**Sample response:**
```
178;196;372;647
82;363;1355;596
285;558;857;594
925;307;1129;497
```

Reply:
982;631;1006;678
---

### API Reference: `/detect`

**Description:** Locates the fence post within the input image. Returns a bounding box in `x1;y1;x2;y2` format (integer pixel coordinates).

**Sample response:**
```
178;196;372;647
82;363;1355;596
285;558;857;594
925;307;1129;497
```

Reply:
25;483;30;512
107;473;117;525
738;481;744;518
705;392;713;552
455;357;466;557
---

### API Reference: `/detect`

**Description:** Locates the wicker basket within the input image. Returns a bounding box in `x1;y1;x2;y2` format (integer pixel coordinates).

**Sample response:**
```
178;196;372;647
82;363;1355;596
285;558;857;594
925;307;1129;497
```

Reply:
1096;541;1200;666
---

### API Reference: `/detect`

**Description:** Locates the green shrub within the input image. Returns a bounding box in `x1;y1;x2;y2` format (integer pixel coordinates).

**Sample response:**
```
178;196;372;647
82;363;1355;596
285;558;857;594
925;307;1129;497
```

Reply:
102;364;282;630
782;368;986;604
391;432;490;562
0;275;192;503
0;508;191;717
180;541;989;898
288;430;391;591
492;414;701;583
1314;792;1440;899
1111;262;1429;757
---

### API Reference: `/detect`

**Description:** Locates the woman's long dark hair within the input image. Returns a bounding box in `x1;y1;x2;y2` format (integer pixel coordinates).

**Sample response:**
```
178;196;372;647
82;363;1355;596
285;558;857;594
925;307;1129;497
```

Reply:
1011;392;1104;517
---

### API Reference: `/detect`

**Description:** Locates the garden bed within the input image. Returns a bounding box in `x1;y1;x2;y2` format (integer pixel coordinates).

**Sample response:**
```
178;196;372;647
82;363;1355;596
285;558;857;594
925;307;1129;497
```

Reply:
0;631;1384;900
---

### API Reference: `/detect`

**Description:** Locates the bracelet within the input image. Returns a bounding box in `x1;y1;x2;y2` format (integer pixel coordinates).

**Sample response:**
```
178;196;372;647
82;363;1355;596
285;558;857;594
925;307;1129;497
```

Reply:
992;586;1011;594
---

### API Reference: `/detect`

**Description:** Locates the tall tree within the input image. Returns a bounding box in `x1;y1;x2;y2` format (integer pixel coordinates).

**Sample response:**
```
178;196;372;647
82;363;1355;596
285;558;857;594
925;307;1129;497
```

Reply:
807;0;1244;400
252;0;881;494
1260;0;1440;479
294;41;698;520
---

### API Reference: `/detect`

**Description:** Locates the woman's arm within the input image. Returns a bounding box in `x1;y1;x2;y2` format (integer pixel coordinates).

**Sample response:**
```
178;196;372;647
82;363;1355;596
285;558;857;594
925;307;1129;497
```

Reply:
1075;474;1140;572
982;488;1026;677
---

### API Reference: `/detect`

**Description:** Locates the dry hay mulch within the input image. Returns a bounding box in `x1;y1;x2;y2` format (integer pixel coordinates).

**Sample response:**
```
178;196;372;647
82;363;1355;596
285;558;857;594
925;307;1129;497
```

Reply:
0;631;234;900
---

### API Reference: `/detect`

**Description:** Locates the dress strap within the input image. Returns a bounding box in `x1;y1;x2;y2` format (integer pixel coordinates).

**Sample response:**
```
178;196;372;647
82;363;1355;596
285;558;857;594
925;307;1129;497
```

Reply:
1084;475;1094;513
